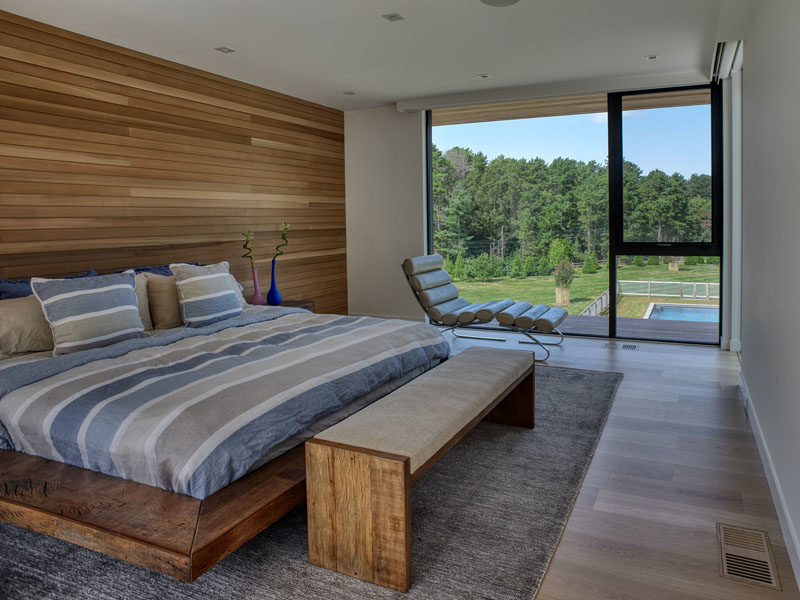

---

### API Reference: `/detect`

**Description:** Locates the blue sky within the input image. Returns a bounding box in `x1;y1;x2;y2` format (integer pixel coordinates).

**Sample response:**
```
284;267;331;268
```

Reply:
433;105;711;178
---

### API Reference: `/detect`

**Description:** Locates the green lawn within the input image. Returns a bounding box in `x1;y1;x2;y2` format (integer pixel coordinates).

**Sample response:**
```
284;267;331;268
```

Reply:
455;262;720;316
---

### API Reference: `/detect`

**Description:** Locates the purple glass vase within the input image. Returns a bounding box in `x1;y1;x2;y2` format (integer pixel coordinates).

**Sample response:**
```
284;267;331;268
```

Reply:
250;268;266;305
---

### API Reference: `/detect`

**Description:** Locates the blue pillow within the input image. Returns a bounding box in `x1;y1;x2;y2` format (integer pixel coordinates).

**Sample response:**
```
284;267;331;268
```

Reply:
133;265;174;276
0;270;98;300
0;278;32;300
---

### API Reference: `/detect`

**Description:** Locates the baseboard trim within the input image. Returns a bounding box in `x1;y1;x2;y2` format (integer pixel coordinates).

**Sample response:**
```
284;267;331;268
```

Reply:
730;338;742;352
740;372;800;587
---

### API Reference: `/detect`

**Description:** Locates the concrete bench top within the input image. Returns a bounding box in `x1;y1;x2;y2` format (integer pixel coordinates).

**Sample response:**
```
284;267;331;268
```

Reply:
314;346;533;473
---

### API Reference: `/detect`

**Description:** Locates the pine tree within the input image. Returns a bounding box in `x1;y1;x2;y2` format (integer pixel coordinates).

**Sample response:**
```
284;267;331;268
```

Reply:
509;252;524;278
523;255;537;277
582;253;599;274
453;252;465;279
443;255;454;274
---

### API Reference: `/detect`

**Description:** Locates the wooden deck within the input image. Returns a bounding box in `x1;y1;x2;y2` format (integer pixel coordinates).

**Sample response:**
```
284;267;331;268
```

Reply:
559;315;720;344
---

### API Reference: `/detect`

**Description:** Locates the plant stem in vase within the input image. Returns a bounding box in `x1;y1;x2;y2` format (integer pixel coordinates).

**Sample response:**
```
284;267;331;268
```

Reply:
241;230;265;305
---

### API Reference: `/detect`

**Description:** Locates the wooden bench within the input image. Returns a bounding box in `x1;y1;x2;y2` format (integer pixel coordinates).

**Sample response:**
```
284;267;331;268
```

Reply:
305;346;535;592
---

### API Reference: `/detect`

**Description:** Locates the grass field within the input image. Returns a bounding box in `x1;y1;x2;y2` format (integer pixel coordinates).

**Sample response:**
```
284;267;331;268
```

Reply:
455;262;720;317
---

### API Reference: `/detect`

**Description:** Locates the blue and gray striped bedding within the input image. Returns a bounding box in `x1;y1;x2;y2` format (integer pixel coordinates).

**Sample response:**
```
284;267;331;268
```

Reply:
0;308;449;498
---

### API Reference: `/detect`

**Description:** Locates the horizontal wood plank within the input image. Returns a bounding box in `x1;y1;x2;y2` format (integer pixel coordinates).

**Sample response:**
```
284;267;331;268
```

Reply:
0;10;346;314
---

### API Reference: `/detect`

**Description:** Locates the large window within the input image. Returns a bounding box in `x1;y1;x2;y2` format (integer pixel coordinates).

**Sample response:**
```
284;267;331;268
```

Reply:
609;85;722;342
428;84;722;344
430;101;610;337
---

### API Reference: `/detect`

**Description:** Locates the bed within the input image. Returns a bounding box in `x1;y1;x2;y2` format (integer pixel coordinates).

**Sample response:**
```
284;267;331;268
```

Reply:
0;305;450;580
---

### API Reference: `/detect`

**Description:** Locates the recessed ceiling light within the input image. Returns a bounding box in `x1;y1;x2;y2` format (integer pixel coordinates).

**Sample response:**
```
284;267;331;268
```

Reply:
341;91;357;96
645;54;659;61
214;46;236;54
476;74;490;79
480;0;520;6
382;13;405;22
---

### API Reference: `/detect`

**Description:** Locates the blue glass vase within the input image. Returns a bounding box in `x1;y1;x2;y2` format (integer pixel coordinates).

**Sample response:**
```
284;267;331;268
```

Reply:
266;258;282;305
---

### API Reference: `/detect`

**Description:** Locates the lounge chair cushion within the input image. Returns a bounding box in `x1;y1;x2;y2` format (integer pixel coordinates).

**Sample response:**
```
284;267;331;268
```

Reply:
427;297;470;322
403;254;444;276
409;269;451;292
418;283;459;308
497;301;532;325
403;255;567;336
514;304;550;329
475;299;515;322
441;302;483;326
534;307;568;333
457;302;495;324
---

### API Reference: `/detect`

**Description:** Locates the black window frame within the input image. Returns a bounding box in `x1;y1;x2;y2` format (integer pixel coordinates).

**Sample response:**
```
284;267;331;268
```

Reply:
608;83;723;257
426;82;724;344
608;83;723;342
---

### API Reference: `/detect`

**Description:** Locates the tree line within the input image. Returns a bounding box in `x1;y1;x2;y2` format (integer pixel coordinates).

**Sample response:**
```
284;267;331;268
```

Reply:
432;144;712;277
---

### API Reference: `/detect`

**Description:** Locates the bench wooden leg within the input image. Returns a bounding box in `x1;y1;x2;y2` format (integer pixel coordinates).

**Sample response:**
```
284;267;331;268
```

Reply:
306;440;412;592
483;370;535;428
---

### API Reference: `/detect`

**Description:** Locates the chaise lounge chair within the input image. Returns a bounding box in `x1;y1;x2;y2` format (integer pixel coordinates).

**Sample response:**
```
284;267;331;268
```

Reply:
403;254;567;361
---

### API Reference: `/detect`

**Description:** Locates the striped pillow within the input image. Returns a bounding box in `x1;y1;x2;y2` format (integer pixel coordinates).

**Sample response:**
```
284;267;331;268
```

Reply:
31;271;146;356
170;262;243;328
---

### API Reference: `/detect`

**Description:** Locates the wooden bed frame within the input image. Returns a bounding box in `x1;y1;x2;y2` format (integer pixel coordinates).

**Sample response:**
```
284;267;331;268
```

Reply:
0;444;307;581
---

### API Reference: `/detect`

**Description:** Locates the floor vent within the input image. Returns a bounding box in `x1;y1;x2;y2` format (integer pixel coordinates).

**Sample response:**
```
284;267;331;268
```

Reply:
602;342;638;350
717;523;781;590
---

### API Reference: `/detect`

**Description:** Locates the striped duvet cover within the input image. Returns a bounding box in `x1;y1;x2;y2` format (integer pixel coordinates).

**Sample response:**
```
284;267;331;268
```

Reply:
0;308;449;498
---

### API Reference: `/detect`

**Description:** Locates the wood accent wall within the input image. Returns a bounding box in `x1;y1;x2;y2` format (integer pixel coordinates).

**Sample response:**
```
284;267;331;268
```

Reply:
0;11;346;314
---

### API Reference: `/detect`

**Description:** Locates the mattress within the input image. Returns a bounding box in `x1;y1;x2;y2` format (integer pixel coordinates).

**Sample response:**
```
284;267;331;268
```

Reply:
0;308;449;498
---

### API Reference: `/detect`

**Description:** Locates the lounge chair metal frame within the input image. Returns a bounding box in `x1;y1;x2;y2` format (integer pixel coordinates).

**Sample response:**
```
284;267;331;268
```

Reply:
402;265;565;361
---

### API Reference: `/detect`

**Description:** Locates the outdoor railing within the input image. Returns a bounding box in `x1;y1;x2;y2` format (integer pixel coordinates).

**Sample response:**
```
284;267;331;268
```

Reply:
580;282;621;316
618;280;720;300
580;280;719;315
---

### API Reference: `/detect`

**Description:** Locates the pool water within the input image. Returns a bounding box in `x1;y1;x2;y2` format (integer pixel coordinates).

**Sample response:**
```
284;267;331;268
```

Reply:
648;304;719;322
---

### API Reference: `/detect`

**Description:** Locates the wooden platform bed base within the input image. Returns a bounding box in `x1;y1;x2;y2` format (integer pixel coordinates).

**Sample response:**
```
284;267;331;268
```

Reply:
0;444;307;582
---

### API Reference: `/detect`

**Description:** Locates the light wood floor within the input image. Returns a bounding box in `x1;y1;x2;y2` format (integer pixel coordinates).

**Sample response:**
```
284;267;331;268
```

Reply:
443;331;799;600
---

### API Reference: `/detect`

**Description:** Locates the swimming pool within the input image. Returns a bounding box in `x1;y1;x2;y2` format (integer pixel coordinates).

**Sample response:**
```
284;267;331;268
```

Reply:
645;303;719;322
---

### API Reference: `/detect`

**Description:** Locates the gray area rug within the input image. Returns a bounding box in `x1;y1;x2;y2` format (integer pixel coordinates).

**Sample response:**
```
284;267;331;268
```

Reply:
0;365;622;600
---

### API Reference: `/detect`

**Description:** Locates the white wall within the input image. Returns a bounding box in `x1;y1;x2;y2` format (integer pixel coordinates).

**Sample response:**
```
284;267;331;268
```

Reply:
345;105;427;320
740;0;800;580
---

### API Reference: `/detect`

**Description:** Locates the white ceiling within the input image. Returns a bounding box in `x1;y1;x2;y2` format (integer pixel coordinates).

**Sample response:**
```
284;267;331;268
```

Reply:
0;0;758;111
